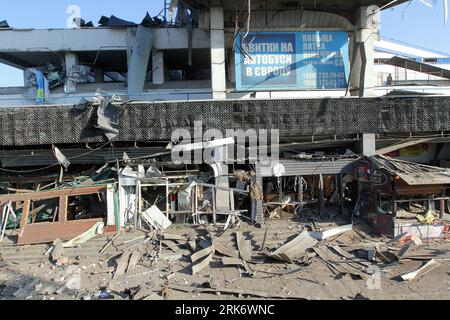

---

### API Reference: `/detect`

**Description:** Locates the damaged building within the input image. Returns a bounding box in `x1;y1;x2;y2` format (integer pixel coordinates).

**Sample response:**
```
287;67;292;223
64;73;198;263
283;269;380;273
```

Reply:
0;0;449;301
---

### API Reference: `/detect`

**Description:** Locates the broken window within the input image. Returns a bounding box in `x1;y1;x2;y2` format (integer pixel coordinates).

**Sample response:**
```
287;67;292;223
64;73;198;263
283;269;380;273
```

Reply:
67;193;106;221
27;198;59;224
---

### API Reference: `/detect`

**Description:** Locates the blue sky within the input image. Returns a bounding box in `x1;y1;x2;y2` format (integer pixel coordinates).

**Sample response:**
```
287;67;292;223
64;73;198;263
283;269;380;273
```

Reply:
0;0;449;87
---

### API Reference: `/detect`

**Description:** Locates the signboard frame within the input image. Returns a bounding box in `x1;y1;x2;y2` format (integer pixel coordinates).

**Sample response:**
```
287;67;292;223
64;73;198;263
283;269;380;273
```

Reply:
234;31;350;91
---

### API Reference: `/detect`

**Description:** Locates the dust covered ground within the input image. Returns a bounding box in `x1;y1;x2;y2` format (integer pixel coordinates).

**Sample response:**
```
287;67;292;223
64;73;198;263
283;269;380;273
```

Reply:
1;218;449;300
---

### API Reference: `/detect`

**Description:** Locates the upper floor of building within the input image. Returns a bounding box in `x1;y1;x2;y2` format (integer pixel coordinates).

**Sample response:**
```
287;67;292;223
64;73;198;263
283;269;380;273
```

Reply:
2;0;449;107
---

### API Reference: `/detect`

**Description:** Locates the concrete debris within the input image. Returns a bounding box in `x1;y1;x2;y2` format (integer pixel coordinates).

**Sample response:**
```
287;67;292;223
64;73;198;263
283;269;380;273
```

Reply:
191;245;214;264
114;251;133;278
142;293;163;300
163;233;188;241
396;241;416;261
99;233;121;254
126;250;143;274
0;218;449;300
310;224;353;241
168;284;307;300
268;230;318;263
13;279;40;298
191;252;213;275
159;253;183;261
235;231;252;261
313;245;371;279
400;259;441;281
50;239;64;263
190;235;215;275
0;143;448;301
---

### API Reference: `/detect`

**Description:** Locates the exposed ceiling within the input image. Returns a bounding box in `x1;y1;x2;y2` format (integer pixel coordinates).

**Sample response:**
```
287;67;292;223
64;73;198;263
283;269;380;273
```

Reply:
182;0;407;10
181;0;408;22
0;49;211;73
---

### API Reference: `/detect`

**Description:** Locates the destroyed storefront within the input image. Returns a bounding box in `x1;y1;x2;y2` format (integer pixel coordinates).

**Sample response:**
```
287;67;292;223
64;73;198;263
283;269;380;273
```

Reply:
256;155;359;222
356;155;450;238
1;143;450;300
117;162;251;230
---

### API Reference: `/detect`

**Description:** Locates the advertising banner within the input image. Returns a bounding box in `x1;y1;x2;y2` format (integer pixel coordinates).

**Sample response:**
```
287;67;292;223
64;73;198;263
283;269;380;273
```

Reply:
235;32;350;91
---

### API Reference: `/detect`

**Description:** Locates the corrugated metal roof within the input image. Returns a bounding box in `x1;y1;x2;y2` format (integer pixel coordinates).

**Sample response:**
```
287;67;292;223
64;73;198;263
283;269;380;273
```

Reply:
226;9;354;31
0;147;167;167
375;39;450;59
385;56;450;80
371;155;450;185
258;158;358;177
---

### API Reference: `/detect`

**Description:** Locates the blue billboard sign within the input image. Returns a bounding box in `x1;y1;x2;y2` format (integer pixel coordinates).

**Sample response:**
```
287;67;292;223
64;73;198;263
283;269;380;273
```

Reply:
235;32;350;91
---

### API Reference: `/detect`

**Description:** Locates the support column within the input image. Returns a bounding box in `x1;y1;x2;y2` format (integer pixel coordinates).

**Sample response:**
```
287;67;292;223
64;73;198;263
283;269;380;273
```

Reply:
152;50;165;85
349;6;379;97
64;52;78;78
228;51;236;85
210;6;226;100
214;146;231;212
64;52;79;93
94;68;104;83
362;133;376;156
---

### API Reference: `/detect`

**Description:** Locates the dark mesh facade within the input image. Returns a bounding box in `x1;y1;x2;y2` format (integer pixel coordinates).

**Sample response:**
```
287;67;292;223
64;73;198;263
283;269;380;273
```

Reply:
0;96;449;147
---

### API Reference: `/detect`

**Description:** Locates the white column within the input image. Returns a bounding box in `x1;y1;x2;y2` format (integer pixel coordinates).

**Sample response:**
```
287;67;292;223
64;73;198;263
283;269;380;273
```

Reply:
210;6;226;100
214;146;231;211
64;52;78;77
362;133;376;156
349;6;379;97
152;50;165;85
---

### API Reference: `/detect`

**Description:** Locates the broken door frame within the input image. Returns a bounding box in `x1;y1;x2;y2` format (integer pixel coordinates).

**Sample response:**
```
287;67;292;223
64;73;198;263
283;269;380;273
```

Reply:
0;185;116;245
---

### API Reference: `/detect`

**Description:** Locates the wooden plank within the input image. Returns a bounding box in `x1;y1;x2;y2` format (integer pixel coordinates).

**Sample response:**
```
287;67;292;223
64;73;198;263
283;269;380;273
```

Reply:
221;257;244;266
163;233;188;241
114;251;133;278
191;246;214;263
236;231;252;261
0;186;107;203
191;252;213;275
269;231;318;263
397;241;415;261
329;245;372;268
168;284;307;300
17;219;104;245
215;242;239;258
162;240;182;253
126;251;142;274
17;199;30;240
313;246;346;274
58;196;68;223
314;246;368;279
319;246;368;279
